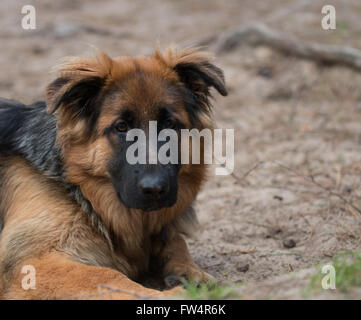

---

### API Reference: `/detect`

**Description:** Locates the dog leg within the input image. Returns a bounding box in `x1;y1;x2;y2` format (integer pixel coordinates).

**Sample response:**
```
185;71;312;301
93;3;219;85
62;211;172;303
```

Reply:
158;231;213;288
2;251;181;300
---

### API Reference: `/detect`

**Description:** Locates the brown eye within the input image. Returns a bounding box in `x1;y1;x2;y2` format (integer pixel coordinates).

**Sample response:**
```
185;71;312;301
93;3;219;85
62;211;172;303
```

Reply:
115;121;128;132
165;118;177;129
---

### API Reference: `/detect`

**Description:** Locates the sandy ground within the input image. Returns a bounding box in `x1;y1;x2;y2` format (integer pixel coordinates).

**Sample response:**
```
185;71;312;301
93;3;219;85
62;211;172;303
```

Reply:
0;0;360;299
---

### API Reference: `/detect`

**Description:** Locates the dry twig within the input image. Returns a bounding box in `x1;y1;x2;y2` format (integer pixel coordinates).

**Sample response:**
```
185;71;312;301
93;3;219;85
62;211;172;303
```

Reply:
212;23;361;71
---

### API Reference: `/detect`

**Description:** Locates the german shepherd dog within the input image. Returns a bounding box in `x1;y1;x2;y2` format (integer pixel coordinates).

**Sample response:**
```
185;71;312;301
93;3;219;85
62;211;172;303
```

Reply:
0;48;227;299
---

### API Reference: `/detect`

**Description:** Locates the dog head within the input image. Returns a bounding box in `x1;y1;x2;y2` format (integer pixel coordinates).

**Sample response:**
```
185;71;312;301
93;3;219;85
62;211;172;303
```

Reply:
46;48;227;212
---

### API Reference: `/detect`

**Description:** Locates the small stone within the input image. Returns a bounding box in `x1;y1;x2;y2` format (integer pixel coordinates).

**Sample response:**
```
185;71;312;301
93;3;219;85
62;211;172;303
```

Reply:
31;45;45;55
343;186;353;194
237;264;249;273
283;238;296;248
257;66;273;79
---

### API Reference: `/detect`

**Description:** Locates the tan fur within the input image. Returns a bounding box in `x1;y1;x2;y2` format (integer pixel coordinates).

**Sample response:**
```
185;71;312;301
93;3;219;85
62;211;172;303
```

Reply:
0;48;226;299
3;251;181;300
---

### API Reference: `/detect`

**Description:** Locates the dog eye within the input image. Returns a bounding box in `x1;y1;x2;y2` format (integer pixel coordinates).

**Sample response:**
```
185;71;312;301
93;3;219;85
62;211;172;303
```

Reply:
165;118;177;129
115;121;128;132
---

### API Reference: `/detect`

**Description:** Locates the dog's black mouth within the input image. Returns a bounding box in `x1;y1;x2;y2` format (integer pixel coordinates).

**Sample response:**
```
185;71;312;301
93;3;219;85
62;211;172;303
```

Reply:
139;203;170;212
116;191;174;212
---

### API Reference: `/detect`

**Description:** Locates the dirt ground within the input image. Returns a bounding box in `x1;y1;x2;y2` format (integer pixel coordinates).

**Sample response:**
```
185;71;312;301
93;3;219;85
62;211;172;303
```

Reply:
0;0;360;299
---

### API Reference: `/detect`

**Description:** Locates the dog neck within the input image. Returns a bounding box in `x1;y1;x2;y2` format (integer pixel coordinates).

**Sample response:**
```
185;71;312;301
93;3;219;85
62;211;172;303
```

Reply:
67;172;198;249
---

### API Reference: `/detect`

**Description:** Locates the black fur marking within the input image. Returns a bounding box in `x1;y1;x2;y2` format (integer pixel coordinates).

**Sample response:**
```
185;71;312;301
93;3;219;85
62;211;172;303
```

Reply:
52;77;103;115
180;87;205;126
174;62;227;97
160;226;167;245
0;99;109;239
0;99;64;178
48;77;71;96
49;76;105;138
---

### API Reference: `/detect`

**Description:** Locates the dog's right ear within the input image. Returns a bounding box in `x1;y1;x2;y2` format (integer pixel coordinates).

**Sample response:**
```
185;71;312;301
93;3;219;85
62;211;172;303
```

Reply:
46;52;114;121
46;75;104;118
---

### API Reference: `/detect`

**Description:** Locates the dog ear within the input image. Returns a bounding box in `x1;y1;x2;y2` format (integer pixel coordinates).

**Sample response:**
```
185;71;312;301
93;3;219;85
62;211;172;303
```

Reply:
160;48;227;112
46;75;104;118
46;52;114;119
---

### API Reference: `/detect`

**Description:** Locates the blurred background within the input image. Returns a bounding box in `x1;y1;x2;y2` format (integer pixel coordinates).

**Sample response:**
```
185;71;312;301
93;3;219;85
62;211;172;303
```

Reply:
1;0;360;298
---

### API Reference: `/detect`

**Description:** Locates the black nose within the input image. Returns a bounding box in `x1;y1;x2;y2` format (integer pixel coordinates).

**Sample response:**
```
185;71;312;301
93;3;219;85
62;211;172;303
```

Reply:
139;175;169;197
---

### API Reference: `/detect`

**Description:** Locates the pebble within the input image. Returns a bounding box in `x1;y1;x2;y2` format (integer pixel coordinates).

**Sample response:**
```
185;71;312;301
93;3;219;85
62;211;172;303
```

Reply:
283;238;296;248
237;264;249;273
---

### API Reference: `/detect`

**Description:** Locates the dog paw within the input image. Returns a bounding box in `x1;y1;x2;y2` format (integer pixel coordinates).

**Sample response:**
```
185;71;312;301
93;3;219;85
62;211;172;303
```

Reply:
164;274;184;288
163;265;214;288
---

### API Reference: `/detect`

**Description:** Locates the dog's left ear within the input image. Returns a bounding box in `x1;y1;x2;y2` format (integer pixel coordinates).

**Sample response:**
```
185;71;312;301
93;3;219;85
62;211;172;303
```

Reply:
160;48;227;112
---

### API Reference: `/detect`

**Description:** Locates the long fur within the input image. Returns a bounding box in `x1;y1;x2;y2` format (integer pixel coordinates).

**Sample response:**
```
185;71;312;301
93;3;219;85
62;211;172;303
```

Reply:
0;48;227;296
